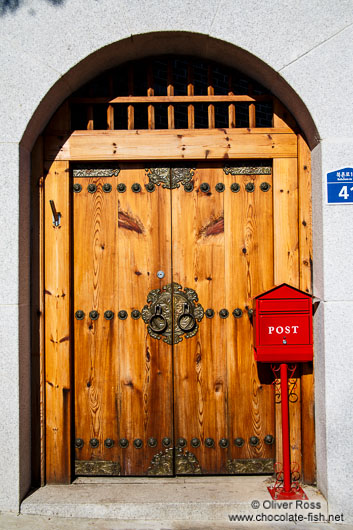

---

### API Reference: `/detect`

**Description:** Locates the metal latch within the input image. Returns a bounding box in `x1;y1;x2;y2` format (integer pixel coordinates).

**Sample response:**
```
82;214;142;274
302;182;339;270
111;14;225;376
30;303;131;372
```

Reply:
49;200;61;227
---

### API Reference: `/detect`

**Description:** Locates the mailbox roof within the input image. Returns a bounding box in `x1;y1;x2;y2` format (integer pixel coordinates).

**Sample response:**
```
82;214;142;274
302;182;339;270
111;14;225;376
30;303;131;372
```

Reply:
254;283;312;300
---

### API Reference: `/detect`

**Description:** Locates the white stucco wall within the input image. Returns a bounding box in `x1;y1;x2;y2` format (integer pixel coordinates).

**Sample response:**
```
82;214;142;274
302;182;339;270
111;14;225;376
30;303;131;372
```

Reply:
0;0;352;520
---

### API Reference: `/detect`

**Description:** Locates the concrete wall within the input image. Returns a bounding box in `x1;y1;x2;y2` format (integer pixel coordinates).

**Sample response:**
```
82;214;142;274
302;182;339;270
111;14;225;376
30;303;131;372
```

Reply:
0;0;352;520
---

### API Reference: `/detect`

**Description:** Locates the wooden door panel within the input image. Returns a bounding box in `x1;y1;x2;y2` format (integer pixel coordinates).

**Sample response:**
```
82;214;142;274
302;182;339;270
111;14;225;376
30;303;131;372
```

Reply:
73;160;297;477
223;168;275;464
172;162;275;474
116;164;173;475
44;160;71;483
172;164;227;474
73;171;119;469
73;164;173;476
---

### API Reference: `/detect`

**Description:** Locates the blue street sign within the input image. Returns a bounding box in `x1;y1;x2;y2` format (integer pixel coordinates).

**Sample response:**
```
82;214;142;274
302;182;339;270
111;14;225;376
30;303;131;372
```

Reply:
327;168;353;204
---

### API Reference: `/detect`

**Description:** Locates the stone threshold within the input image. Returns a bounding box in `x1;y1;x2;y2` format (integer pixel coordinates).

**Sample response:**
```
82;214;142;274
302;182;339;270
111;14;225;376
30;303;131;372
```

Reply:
21;476;327;522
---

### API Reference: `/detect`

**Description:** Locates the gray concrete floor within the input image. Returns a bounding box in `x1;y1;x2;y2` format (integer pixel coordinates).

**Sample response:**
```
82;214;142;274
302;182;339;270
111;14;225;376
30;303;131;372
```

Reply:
20;476;326;521
4;476;350;529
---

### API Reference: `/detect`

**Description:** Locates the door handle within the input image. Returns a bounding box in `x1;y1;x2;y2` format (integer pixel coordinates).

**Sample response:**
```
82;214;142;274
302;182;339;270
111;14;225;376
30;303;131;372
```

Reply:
142;283;204;344
177;303;196;332
149;304;168;334
49;200;61;227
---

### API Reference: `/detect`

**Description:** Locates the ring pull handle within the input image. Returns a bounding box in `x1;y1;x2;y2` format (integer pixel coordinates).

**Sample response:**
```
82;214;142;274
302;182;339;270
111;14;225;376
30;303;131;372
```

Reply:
177;303;197;333
149;304;168;334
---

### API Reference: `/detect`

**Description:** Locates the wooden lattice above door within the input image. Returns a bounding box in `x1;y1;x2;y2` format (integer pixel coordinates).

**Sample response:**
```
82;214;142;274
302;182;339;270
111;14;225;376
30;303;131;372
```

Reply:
69;55;294;132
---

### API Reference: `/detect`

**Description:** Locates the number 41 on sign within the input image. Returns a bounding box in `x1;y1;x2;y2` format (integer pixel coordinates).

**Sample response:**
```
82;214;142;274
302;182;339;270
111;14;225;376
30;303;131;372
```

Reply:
327;168;353;204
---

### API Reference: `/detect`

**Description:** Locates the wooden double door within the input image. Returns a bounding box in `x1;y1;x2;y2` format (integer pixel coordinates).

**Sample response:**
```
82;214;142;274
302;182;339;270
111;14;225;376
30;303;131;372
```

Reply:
73;161;276;476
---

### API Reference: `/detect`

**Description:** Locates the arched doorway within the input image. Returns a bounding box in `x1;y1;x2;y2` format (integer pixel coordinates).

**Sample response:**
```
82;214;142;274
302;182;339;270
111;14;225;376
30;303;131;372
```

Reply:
32;55;314;484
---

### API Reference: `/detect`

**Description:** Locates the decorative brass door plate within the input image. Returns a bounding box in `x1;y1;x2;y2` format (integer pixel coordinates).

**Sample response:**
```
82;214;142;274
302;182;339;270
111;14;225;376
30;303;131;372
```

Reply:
226;458;274;474
223;162;272;175
145;167;196;189
142;282;204;345
147;447;202;475
75;460;121;475
73;163;120;178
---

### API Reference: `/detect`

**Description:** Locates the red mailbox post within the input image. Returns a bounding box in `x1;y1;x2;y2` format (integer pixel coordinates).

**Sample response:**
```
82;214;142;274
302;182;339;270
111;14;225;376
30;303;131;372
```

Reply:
253;284;313;500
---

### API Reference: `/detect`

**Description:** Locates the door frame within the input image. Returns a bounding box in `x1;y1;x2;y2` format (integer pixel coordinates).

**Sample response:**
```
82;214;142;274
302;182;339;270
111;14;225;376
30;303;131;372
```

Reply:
32;104;314;485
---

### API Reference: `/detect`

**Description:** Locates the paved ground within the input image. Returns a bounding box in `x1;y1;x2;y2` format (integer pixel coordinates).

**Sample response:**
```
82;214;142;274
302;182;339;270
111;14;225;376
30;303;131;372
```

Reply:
0;513;353;530
2;476;351;529
20;476;327;520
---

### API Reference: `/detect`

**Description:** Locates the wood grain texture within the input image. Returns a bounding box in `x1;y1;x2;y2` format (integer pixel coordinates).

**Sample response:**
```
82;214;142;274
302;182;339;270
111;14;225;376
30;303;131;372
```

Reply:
71;95;272;104
74;174;119;466
44;159;72;483
147;63;155;130
127;66;134;130
116;166;172;474
228;75;236;128
187;63;195;129
273;159;299;288
107;75;114;130
167;61;175;130
172;164;275;473
207;66;215;129
31;135;45;486
41;111;307;480
107;106;114;130
45;129;297;161
172;165;226;473
298;135;313;296
73;165;173;475
298;134;316;484
225;169;275;465
273;157;301;475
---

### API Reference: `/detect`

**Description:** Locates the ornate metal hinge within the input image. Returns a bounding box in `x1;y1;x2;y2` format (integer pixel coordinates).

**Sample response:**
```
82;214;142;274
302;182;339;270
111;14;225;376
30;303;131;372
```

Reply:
141;282;204;345
145;166;196;190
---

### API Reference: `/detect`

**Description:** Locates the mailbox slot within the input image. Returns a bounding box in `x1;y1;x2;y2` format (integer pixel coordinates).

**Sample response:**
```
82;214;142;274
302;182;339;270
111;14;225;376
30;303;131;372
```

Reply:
258;299;310;313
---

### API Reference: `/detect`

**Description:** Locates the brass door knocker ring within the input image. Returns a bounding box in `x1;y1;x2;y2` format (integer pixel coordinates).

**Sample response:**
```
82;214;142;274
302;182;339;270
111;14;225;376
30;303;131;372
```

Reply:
177;303;197;332
149;304;168;334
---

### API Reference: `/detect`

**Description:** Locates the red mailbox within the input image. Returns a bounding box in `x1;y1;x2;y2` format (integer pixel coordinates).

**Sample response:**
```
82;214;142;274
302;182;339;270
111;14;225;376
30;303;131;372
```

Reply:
253;283;313;363
253;283;313;501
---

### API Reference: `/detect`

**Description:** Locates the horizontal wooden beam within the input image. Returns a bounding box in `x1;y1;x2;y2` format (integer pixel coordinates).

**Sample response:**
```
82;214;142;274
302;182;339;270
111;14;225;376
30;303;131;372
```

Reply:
70;95;272;104
45;128;297;161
